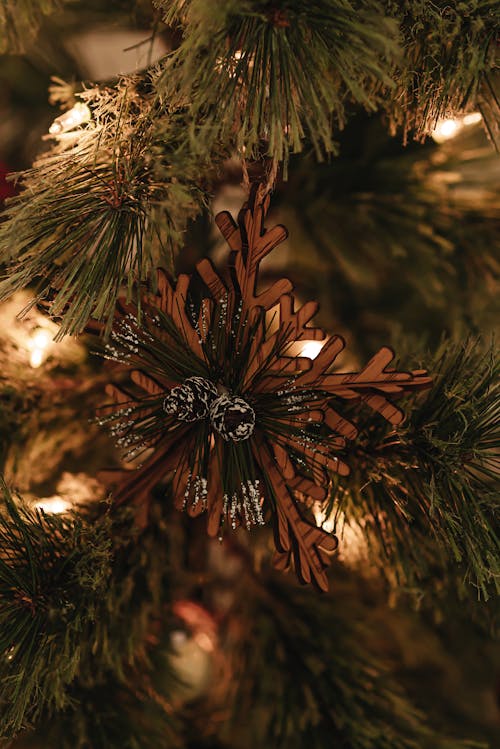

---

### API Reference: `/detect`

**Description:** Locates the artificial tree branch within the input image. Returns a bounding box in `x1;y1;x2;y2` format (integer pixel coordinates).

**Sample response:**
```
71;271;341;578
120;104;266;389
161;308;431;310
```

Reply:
331;338;500;599
0;482;171;739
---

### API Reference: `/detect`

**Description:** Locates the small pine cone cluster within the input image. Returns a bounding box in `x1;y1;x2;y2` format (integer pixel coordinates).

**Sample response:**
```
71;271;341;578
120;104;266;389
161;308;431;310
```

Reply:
210;394;255;442
163;376;218;422
163;378;255;441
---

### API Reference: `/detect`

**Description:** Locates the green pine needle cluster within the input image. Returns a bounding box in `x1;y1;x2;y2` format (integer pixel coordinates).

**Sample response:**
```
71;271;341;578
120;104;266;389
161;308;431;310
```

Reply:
0;481;171;740
274;120;500;352
156;0;399;165
389;1;499;143
223;574;485;749
332;339;500;600
31;674;181;749
0;2;497;334
0;78;210;337
0;1;75;54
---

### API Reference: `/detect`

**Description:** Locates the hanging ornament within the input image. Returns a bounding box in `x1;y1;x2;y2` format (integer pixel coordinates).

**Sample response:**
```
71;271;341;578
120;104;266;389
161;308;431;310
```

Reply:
97;185;432;590
166;600;219;705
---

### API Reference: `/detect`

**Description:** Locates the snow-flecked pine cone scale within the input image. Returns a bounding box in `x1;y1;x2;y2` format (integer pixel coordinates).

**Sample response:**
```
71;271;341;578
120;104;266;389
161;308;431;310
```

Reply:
210;394;256;442
163;376;218;422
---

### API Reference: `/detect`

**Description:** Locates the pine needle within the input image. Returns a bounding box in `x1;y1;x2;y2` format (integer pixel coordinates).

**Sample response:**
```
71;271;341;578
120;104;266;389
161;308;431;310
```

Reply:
224;573;485;749
155;0;400;166
0;481;171;739
333;338;500;600
387;0;499;142
0;80;209;337
0;0;75;53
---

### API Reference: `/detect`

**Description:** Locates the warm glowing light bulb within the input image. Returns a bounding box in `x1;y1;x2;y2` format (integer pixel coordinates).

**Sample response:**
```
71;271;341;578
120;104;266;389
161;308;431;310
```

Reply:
34;495;72;514
28;328;52;368
49;102;91;135
30;349;44;368
432;118;460;142
463;112;482;126
300;340;324;359
432;112;482;143
313;503;335;533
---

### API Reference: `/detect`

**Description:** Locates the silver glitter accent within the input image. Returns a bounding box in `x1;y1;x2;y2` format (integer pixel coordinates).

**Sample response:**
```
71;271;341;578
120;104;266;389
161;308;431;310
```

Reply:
183;472;209;510
223;480;264;530
163;377;218;422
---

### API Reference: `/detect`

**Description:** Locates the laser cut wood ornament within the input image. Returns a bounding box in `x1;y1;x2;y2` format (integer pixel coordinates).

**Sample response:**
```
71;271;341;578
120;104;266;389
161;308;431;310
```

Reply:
99;185;431;590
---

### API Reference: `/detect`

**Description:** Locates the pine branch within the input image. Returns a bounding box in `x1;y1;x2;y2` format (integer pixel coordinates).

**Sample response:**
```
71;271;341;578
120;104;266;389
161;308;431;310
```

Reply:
0;78;212;337
333;339;500;600
31;673;182;749
0;385;34;472
0;481;171;739
387;0;499;143
0;1;76;54
155;0;399;167
274;119;500;352
222;573;485;749
478;68;500;150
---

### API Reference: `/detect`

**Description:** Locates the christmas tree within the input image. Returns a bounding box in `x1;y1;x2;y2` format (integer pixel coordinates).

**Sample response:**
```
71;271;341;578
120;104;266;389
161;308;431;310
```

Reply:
0;2;499;747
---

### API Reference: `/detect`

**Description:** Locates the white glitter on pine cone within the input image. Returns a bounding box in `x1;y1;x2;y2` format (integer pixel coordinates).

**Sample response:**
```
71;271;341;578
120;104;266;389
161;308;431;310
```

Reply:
163;376;218;422
210;394;256;441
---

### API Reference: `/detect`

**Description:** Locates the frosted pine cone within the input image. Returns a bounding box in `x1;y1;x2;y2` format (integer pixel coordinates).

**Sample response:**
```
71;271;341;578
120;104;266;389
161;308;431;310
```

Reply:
210;394;256;442
163;376;218;422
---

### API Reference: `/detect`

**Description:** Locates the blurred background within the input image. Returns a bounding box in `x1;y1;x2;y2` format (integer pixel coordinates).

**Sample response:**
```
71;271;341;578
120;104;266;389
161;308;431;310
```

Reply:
0;2;499;748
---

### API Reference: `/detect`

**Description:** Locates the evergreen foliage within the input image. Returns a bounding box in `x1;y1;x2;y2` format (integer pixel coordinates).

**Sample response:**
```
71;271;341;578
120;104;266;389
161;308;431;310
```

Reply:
0;1;498;746
332;339;500;599
0;2;497;329
223;573;485;749
31;675;181;749
0;482;170;739
156;0;399;166
274;120;500;351
388;1;500;144
0;79;211;336
0;1;74;54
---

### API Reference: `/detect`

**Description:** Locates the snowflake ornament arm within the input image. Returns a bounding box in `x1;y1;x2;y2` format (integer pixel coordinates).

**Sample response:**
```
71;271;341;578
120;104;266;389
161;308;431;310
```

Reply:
98;184;431;590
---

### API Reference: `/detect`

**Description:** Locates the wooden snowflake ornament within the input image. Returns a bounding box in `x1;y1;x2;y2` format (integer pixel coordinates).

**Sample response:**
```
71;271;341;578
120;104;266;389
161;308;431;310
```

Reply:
99;185;432;590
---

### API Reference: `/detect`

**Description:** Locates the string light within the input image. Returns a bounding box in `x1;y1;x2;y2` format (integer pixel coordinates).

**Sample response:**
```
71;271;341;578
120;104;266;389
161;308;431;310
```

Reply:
313;503;335;533
27;328;52;368
462;112;483;126
299;340;324;359
49;102;91;135
314;501;370;565
432;112;482;143
432;119;460;141
34;495;72;514
30;474;104;516
0;292;85;372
